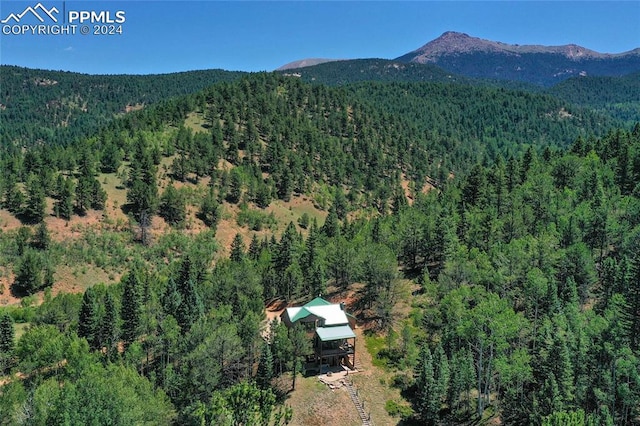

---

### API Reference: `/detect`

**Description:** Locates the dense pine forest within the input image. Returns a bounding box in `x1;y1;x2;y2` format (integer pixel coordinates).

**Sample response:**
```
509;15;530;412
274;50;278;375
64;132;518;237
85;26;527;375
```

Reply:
0;66;244;146
0;67;639;425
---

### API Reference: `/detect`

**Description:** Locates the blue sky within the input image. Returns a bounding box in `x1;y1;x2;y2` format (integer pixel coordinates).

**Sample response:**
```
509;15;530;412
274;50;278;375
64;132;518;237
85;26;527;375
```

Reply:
1;1;638;74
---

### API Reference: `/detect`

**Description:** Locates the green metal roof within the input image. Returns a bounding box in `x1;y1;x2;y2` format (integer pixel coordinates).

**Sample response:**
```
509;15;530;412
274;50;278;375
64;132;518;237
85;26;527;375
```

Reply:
304;297;332;307
316;325;356;342
285;297;349;326
289;307;313;323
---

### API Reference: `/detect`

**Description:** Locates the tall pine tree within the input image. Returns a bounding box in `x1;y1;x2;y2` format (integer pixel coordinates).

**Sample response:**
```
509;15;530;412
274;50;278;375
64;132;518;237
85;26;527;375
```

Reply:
121;269;143;346
78;287;99;350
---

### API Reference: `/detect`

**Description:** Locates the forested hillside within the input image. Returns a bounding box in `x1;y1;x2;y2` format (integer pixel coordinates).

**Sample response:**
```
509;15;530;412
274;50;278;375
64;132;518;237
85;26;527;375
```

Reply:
278;58;541;92
0;70;639;424
0;66;244;146
279;58;465;85
549;72;640;124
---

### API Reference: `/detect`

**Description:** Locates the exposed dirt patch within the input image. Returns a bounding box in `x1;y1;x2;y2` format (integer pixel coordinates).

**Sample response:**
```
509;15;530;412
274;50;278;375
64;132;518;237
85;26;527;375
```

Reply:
265;299;286;323
46;209;105;242
124;103;144;113
0;271;20;307
0;210;23;230
52;265;120;297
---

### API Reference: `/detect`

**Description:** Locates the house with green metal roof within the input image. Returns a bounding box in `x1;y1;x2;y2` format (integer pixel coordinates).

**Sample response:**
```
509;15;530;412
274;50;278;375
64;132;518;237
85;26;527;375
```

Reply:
281;297;357;372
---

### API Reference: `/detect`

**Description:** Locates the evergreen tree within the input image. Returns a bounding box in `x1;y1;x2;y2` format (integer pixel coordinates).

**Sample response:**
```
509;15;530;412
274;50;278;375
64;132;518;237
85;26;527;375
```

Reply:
199;187;220;229
333;187;348;220
627;233;640;350
174;256;205;331
100;142;123;173
23;174;46;223
550;331;575;405
277;168;293;202
227;168;242;204
255;182;272;208
282;262;304;301
274;222;298;274
328;236;357;289
32;221;51;250
54;176;74;220
248;234;261;260
433;344;450;409
121;270;143;346
13;249;46;295
321;206;340;238
89;178;107;210
256;342;274;390
289;324;310;390
127;140;159;220
0;312;15;354
162;276;182;320
75;174;93;215
230;233;246;262
15;226;31;256
98;292;118;359
447;350;468;412
176;279;203;332
4;177;24;214
159;184;186;226
78;287;99;350
0;313;14;374
127;179;159;219
297;212;310;229
415;344;439;424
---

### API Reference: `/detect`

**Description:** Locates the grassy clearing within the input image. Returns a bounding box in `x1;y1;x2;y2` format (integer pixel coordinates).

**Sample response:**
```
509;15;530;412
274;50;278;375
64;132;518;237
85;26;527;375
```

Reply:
53;264;118;295
352;327;406;426
98;171;128;222
282;375;361;426
14;322;30;340
266;197;328;232
184;111;209;133
364;333;390;370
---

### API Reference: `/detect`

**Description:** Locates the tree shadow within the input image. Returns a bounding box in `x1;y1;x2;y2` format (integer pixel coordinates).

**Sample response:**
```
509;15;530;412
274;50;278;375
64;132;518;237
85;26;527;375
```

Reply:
13;211;41;226
9;281;30;299
120;202;135;216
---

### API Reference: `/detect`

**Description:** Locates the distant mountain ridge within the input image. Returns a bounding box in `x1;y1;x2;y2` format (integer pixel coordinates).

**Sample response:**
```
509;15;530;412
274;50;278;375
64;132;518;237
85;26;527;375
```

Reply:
276;58;472;86
277;58;343;71
396;32;640;86
397;31;639;62
277;31;640;87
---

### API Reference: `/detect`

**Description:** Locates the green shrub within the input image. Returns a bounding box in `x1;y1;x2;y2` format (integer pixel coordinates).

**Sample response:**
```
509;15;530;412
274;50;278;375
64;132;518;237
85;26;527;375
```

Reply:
385;400;413;419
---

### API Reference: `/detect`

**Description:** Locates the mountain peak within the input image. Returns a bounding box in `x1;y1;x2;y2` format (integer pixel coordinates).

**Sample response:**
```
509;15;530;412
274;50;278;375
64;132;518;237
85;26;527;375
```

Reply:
394;32;640;86
440;31;471;39
396;31;629;64
397;32;508;62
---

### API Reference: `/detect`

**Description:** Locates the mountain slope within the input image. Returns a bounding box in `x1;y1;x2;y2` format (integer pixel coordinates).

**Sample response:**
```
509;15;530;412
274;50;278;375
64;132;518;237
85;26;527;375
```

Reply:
277;58;465;85
396;31;640;87
99;73;616;189
277;58;546;92
548;72;640;123
277;58;342;71
0;66;245;146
